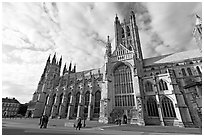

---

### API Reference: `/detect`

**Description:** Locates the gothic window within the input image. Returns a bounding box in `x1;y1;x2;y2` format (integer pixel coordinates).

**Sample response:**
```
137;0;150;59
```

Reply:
94;91;101;115
159;79;168;91
74;92;80;115
187;67;193;76
122;28;125;38
181;68;187;76
84;91;90;113
114;64;135;107
161;96;176;118
147;97;159;117
145;81;153;92
196;66;202;75
65;93;71;116
57;93;63;114
126;26;131;37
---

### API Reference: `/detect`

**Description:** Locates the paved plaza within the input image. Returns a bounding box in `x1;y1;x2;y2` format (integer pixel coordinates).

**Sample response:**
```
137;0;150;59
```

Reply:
2;118;202;135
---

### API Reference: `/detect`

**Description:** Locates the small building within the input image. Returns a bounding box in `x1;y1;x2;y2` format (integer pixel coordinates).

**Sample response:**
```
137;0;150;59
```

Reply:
2;97;20;117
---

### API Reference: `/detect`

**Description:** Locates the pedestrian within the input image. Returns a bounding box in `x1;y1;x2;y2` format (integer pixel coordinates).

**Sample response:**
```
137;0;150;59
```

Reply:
76;117;82;130
43;115;49;128
39;115;43;126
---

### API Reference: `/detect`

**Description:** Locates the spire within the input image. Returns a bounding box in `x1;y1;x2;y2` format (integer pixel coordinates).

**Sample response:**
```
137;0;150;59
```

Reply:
196;14;202;25
68;61;72;72
59;55;62;68
106;35;112;57
115;14;118;21
52;52;56;64
73;64;76;73
47;54;51;64
63;63;67;75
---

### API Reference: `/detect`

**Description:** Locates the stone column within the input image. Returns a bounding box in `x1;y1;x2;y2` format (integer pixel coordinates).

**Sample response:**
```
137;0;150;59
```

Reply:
66;94;73;119
87;87;93;121
154;76;165;126
50;93;58;118
77;92;82;118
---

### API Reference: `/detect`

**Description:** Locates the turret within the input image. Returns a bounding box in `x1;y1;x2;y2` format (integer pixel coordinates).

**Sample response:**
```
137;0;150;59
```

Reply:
193;14;202;51
59;56;62;69
105;36;112;58
52;52;56;64
63;63;67;75
68;62;72;72
114;14;121;47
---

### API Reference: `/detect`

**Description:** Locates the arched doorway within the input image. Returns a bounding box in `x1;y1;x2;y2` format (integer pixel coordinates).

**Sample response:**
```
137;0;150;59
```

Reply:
94;91;101;118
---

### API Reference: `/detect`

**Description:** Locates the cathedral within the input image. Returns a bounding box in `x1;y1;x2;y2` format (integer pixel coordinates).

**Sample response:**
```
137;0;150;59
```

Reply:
27;11;202;127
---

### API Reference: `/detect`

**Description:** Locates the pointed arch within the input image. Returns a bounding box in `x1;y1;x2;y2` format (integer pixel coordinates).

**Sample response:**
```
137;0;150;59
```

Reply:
74;92;80;116
181;68;187;76
159;79;168;91
161;96;176;118
187;67;193;76
65;93;71;116
57;93;63;114
196;66;202;75
147;96;159;117
94;90;101;115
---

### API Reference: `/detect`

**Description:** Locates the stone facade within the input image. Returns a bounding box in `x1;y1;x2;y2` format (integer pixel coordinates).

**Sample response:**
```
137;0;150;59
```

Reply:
27;11;202;127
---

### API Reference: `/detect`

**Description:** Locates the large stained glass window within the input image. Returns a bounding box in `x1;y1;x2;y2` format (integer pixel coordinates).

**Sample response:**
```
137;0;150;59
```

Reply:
114;64;135;107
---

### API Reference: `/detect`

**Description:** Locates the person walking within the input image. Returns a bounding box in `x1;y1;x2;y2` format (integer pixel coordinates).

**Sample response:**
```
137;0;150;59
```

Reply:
76;117;82;130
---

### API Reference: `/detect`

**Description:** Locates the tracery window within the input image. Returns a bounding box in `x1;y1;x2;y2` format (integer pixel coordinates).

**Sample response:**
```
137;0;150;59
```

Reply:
158;79;168;91
65;93;71;116
94;91;101;115
161;96;176;118
145;81;153;92
74;92;80;115
147;97;159;116
114;64;135;107
187;67;193;76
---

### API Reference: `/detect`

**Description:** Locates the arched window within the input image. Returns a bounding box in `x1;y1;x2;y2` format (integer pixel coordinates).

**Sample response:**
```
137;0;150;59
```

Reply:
159;79;168;91
196;66;202;75
74;92;80;116
181;68;187;76
121;28;125;38
161;96;176;118
147;97;159;117
57;93;63;114
114;64;135;107
94;91;101;115
126;26;130;37
50;94;56;114
187;67;193;76
145;81;153;92
84;91;90;113
65;93;71;116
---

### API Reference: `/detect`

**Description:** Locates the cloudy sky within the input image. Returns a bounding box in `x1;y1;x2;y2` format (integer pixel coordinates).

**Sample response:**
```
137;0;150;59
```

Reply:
2;2;202;103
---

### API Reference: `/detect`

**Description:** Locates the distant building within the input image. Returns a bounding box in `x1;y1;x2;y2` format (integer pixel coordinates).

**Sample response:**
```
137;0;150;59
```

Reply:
27;11;202;127
2;97;20;117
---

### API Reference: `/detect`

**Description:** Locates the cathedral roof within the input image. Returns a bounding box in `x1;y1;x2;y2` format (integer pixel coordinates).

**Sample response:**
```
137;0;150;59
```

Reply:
144;49;201;66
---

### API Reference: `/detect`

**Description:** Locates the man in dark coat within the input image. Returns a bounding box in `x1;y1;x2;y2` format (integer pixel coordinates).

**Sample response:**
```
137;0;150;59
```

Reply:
40;115;49;128
76;117;82;130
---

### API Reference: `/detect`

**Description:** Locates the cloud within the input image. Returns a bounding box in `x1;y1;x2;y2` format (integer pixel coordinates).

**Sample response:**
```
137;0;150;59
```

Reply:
2;2;201;103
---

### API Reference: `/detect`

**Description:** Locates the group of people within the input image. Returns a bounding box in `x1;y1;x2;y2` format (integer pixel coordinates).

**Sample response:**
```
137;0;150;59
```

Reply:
39;115;49;128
